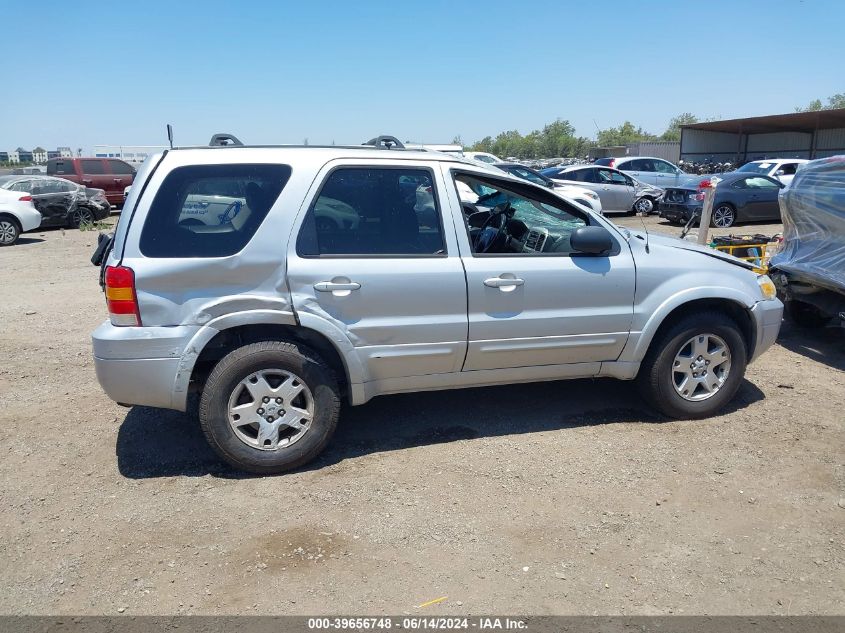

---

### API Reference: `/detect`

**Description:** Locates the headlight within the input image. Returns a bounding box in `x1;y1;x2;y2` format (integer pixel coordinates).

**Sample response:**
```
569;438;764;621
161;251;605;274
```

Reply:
757;275;777;300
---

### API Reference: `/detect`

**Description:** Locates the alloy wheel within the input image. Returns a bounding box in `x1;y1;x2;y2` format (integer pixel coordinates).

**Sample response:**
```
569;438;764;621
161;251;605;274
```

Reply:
0;220;17;244
713;205;735;228
634;197;653;214
671;333;732;401
226;369;315;450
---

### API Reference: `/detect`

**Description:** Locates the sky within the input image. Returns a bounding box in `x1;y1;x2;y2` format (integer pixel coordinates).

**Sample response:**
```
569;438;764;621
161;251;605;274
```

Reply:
2;0;843;152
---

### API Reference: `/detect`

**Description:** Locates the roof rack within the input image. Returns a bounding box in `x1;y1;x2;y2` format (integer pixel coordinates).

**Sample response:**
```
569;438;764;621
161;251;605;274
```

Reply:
362;135;405;150
209;133;244;147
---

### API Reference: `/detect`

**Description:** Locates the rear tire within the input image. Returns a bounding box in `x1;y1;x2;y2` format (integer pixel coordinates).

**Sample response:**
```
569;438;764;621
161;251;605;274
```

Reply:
0;217;21;246
637;311;748;419
199;341;340;474
70;206;95;228
711;204;736;228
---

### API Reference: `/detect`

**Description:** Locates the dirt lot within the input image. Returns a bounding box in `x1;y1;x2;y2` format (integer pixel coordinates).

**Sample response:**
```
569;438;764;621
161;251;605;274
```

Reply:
0;216;843;616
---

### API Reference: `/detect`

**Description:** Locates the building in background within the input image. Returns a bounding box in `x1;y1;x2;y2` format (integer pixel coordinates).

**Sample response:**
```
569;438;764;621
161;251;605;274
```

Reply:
93;145;167;165
16;148;33;162
32;147;47;163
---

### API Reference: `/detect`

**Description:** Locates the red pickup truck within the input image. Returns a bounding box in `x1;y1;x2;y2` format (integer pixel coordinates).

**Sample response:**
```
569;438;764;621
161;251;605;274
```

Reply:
47;158;136;207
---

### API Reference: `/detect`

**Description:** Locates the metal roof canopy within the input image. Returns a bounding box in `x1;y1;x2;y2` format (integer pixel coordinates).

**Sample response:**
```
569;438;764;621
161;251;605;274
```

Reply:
681;108;845;134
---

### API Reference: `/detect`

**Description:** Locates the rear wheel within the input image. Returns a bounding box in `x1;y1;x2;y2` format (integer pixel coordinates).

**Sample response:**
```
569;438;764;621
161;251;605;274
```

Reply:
711;204;736;228
0;217;21;246
70;206;95;228
637;311;747;419
199;341;340;474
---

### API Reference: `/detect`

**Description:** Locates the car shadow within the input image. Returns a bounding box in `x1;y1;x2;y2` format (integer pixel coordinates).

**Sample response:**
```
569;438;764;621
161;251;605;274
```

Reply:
777;320;845;371
116;377;765;479
14;237;45;245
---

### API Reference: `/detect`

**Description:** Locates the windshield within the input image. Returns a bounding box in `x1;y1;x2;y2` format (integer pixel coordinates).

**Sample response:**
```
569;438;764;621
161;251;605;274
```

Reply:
738;162;774;174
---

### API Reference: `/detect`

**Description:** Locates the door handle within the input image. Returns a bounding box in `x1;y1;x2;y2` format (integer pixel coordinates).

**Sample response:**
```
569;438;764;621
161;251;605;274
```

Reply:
82;179;93;184
113;178;123;183
314;281;361;292
484;276;524;290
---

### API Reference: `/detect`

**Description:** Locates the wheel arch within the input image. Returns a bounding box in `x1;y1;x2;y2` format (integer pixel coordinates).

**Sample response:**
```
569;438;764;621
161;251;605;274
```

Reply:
631;296;756;365
174;311;364;411
0;212;22;230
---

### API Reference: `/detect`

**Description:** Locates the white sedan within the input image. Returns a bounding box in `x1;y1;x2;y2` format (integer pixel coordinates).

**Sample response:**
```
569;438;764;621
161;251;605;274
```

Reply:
0;178;43;245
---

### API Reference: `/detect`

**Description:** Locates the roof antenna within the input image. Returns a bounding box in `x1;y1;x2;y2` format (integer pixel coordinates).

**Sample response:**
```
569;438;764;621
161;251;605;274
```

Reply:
166;124;174;149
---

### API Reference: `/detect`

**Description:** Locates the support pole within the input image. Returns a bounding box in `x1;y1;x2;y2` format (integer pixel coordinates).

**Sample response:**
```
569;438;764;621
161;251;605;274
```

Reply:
697;179;719;245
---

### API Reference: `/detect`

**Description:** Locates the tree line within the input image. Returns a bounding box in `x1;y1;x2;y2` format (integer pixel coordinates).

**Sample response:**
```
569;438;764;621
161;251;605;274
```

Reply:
465;92;843;159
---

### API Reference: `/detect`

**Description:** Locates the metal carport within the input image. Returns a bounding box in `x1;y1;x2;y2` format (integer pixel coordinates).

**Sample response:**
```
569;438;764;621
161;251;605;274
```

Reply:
680;108;845;164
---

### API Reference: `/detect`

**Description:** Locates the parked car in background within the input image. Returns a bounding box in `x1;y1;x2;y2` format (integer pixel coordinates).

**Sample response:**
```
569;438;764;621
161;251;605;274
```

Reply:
91;138;782;473
0;175;110;229
47;157;135;207
492;162;603;215
596;156;698;187
736;158;809;186
541;164;664;214
659;172;784;227
464;151;503;165
0;181;42;245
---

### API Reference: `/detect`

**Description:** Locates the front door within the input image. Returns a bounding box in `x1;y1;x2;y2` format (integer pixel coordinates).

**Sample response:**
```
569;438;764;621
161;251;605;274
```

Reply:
286;161;468;382
445;169;636;372
596;168;636;212
741;176;783;220
79;159;114;199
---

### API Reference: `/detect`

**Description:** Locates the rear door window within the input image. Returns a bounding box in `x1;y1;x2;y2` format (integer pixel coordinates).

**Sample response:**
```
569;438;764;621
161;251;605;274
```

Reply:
297;167;445;256
81;159;106;175
139;164;291;258
109;160;135;175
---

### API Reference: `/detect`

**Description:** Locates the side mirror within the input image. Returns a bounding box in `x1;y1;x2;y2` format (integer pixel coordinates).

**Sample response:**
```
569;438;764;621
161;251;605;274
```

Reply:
775;169;785;176
570;226;613;255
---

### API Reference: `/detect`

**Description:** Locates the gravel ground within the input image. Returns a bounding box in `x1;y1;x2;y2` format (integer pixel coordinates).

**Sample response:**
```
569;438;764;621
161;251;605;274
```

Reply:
0;216;842;616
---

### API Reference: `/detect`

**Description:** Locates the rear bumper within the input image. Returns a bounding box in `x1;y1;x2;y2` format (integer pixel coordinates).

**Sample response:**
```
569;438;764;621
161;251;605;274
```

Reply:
749;299;783;362
92;320;202;411
17;207;42;232
659;201;699;222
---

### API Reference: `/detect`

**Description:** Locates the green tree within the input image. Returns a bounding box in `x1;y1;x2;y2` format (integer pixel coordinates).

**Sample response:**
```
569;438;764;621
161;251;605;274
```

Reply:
795;93;845;112
660;113;699;141
597;121;656;147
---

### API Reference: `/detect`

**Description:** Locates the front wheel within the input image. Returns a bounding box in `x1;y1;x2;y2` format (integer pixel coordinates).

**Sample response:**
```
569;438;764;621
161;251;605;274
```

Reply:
637;311;748;419
199;341;340;474
633;197;655;215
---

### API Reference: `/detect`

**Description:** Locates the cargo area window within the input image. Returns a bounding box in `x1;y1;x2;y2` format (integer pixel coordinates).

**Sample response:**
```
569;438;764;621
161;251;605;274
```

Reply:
139;163;291;258
297;167;445;257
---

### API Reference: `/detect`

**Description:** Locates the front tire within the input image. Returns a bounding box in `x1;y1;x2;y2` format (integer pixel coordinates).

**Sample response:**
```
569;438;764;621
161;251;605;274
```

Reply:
637;311;748;419
633;197;655;215
199;341;340;474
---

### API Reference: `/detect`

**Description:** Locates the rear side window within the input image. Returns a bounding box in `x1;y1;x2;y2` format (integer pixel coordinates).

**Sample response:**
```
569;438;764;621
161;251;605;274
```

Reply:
139;164;291;258
81;159;106;175
297;167;445;257
109;160;135;175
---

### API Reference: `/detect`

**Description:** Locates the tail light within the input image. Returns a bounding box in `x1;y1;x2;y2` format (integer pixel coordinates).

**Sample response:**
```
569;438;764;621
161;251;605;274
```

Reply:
693;192;706;201
104;265;141;326
608;159;616;168
698;179;712;189
18;195;32;202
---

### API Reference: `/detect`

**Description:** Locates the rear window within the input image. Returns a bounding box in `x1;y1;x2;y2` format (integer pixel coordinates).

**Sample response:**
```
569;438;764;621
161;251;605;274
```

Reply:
48;160;74;175
593;158;613;166
139;164;291;258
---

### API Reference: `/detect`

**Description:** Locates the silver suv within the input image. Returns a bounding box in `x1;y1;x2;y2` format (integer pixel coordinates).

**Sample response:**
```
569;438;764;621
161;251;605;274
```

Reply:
92;136;783;474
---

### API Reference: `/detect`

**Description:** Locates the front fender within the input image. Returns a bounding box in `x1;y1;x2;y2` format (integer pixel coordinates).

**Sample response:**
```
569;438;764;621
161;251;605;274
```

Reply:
620;284;756;364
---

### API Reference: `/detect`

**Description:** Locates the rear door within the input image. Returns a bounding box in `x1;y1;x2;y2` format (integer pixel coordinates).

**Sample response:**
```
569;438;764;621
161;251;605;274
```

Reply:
106;160;135;205
286;160;468;383
28;178;75;226
596;168;635;212
79;159;113;197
